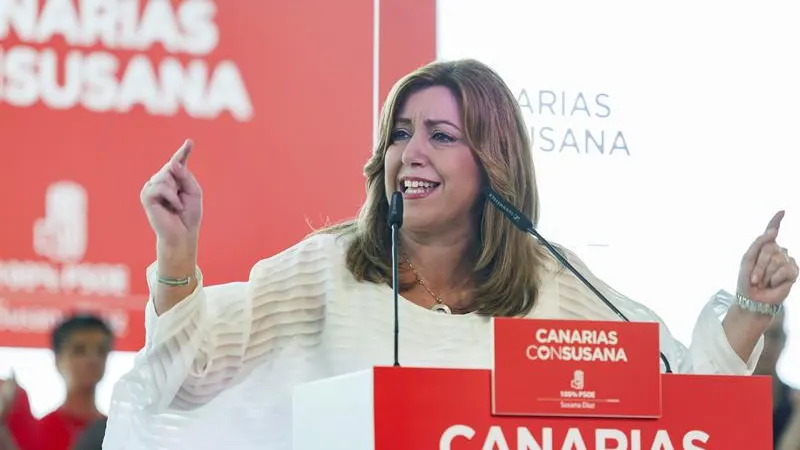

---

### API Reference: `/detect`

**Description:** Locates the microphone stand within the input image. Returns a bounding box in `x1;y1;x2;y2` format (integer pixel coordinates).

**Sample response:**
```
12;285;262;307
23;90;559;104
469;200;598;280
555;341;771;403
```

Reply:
388;192;404;367
391;222;400;367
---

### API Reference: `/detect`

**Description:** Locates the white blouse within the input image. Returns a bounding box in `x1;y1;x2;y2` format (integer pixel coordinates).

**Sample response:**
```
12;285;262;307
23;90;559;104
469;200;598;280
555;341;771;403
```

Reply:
102;233;763;450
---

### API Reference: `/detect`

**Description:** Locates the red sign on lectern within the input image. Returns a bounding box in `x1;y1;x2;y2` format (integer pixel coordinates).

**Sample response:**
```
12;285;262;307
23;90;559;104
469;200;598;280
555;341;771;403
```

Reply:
492;318;662;418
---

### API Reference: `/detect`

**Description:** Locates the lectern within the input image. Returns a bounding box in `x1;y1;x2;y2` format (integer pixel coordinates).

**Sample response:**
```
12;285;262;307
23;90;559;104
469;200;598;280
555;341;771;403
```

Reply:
293;318;771;449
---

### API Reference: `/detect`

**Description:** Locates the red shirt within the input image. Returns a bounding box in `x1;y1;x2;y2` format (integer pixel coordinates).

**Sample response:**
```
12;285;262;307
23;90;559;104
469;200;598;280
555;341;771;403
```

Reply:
5;385;102;450
6;386;38;450
38;409;98;450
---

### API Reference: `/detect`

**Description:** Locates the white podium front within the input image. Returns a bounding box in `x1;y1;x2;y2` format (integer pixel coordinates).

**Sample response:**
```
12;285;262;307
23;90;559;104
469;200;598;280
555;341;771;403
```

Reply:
292;370;375;450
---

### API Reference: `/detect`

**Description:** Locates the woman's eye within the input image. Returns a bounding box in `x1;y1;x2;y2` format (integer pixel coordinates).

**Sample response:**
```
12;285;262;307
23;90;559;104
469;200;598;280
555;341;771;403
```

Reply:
390;129;410;142
432;131;455;143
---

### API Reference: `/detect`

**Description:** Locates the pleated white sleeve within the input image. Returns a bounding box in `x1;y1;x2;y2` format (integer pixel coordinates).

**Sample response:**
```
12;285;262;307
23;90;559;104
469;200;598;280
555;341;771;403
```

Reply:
129;234;338;413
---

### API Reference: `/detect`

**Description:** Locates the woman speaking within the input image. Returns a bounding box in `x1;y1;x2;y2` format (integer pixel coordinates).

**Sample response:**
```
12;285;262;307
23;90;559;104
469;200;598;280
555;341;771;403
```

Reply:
104;59;798;450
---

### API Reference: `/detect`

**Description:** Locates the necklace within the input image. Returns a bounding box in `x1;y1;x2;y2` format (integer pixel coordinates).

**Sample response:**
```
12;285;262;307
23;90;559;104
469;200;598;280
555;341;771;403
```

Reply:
401;253;452;314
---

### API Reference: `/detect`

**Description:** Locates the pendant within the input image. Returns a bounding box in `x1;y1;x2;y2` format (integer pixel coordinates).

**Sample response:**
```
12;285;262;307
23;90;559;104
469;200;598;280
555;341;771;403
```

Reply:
431;303;452;314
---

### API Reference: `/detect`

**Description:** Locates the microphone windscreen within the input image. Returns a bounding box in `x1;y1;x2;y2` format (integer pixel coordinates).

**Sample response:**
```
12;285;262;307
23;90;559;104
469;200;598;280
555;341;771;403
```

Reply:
388;191;404;227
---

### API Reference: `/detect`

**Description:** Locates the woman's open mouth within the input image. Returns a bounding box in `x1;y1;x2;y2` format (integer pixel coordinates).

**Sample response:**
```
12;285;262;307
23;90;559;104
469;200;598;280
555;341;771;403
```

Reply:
400;177;441;199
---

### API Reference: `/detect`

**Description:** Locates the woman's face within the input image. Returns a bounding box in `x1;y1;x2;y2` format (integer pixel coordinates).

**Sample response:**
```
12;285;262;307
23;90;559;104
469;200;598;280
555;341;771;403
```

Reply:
383;86;482;238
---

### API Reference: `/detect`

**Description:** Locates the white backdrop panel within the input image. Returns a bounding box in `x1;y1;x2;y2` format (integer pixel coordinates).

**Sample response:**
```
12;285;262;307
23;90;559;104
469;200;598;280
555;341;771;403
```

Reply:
437;0;800;385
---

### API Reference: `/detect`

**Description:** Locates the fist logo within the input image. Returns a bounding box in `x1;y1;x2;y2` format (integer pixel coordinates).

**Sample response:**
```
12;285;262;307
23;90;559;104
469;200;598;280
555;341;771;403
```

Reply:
570;370;585;390
33;181;88;264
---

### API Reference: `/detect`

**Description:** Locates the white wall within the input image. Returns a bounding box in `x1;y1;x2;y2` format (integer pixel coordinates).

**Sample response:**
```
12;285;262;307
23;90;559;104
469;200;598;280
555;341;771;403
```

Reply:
437;0;800;385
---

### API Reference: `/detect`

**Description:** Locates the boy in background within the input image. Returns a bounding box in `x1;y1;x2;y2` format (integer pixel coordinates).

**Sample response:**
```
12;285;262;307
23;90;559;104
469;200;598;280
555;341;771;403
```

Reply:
0;314;114;450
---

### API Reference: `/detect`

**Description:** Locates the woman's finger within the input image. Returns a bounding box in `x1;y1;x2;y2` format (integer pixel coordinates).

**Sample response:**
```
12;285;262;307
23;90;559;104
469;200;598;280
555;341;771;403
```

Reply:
763;251;786;287
146;183;183;213
751;241;780;286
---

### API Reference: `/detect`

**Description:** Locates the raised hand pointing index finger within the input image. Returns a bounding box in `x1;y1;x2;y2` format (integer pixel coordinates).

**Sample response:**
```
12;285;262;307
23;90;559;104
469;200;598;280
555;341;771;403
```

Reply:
743;211;786;285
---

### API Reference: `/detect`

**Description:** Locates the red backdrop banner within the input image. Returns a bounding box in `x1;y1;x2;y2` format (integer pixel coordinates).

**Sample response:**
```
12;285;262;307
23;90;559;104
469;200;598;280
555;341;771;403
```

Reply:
0;0;436;351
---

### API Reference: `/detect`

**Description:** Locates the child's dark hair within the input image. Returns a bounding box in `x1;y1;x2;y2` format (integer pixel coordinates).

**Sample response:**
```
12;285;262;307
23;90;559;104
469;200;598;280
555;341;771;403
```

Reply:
51;314;114;355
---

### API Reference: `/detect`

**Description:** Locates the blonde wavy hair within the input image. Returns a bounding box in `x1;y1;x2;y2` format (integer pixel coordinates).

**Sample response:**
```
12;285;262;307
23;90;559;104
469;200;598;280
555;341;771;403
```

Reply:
317;59;550;317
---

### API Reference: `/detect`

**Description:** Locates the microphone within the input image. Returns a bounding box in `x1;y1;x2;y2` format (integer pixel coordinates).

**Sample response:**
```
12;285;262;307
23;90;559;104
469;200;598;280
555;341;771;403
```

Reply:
388;191;404;367
483;186;674;374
